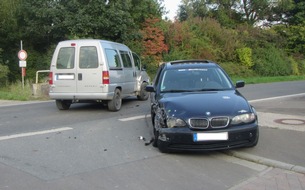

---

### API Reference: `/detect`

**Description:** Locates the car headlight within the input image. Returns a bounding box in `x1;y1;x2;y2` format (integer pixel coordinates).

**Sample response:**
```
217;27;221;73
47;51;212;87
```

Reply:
231;113;256;125
166;117;187;128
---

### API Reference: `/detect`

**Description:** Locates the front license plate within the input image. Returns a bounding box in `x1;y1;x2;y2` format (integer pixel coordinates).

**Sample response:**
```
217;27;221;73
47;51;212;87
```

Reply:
193;132;228;142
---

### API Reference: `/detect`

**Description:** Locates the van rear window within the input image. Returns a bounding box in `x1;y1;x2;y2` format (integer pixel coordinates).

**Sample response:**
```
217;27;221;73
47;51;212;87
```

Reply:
79;46;98;69
56;47;75;69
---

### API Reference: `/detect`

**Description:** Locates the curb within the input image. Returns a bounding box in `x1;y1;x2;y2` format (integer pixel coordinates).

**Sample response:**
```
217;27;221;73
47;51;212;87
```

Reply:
224;150;305;175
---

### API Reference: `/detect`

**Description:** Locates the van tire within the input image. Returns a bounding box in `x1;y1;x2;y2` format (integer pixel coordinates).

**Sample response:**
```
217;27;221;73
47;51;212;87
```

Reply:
108;89;122;111
56;100;71;110
137;82;149;101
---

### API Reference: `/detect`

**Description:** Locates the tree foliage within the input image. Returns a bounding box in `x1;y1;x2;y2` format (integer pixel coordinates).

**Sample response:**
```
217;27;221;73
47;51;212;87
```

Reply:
0;0;161;83
177;0;296;26
0;49;9;86
0;0;304;85
140;17;168;75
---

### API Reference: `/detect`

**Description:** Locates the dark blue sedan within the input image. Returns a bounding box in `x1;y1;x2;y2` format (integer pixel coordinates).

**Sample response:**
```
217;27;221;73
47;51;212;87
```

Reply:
145;60;259;153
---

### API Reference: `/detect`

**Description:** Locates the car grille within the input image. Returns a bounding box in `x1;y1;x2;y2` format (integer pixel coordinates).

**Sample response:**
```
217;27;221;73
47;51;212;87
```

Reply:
189;117;229;129
210;117;229;128
189;119;209;129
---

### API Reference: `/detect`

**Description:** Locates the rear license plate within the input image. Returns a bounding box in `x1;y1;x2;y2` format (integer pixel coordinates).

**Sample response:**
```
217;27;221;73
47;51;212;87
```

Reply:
193;132;228;142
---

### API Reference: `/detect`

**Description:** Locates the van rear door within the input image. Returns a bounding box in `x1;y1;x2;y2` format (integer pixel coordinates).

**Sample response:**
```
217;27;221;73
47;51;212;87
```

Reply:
52;42;102;95
77;46;101;93
52;46;77;93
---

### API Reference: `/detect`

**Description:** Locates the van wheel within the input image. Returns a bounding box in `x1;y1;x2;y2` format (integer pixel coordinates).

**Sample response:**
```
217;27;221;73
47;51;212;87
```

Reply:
56;100;71;110
137;82;149;101
108;89;122;111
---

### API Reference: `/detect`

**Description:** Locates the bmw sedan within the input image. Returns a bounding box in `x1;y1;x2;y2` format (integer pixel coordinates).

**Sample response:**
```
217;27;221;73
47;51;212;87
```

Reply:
145;60;259;153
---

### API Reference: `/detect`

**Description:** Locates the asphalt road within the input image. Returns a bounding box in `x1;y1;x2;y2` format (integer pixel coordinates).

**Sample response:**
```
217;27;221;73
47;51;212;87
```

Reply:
0;80;304;190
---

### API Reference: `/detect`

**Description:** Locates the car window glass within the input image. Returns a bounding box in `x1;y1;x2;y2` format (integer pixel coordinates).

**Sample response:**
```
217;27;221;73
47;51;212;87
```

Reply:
120;51;132;68
132;52;141;70
105;49;122;69
160;68;233;92
214;68;232;88
56;47;75;69
79;46;98;69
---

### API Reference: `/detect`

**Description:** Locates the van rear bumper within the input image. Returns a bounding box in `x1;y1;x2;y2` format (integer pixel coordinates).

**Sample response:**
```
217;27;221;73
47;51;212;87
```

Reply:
49;92;114;100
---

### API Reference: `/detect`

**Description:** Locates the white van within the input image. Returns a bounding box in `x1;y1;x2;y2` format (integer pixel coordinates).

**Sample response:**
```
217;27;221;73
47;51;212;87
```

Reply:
49;39;150;111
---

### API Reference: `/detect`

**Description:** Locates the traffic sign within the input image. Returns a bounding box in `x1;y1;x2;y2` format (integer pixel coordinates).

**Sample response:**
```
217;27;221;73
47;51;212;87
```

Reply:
19;61;27;67
18;50;27;61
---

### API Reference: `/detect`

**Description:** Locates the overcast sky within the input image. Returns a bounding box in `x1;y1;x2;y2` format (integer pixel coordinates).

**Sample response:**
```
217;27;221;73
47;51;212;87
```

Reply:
162;0;181;20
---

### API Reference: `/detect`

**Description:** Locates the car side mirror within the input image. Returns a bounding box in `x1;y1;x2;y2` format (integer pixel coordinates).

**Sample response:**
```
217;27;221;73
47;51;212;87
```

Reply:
145;85;155;92
235;81;245;88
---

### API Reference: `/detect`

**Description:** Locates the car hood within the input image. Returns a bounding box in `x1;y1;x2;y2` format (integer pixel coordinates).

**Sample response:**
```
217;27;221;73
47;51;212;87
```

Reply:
157;90;252;118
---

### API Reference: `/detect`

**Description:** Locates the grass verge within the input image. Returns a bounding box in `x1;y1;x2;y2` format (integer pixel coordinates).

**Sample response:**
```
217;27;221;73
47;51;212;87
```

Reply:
232;75;305;84
0;81;48;101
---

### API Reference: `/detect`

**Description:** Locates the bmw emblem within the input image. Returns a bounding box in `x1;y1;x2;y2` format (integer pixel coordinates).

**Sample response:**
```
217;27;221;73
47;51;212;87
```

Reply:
206;112;211;116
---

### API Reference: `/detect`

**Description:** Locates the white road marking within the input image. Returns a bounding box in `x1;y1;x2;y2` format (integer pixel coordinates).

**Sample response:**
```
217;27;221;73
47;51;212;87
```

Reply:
248;92;305;103
0;127;73;141
119;115;151;121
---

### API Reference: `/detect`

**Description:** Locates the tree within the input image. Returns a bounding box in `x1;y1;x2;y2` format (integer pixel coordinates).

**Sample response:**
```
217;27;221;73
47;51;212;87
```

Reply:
0;0;20;46
0;49;9;86
285;0;304;25
141;18;168;65
1;0;162;82
177;0;210;21
177;0;296;26
273;0;305;57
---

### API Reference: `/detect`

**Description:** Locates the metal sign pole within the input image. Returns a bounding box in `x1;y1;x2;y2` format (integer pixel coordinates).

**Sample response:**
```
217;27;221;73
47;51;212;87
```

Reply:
20;40;24;89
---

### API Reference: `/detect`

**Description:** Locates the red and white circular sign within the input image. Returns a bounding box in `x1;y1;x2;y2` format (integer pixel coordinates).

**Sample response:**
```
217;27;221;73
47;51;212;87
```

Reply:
18;50;27;61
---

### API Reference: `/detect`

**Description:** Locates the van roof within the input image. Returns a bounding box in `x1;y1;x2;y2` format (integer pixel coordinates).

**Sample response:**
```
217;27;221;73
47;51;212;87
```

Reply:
58;39;126;47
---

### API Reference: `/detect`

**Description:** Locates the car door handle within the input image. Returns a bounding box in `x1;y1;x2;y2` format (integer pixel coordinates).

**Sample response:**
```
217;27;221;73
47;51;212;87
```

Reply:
78;73;82;80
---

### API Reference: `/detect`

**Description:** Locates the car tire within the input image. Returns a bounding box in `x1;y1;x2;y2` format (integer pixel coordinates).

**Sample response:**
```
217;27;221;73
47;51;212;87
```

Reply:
108;89;122;111
137;82;149;101
56;100;71;110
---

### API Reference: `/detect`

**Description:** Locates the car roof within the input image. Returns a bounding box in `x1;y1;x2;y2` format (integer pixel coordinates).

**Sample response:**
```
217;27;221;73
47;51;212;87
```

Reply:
161;60;219;70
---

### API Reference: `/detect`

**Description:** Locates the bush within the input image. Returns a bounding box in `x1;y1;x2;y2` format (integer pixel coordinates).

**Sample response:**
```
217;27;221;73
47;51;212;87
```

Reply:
253;45;292;76
0;64;9;87
0;48;9;87
236;47;253;68
219;62;256;78
298;59;305;75
289;57;300;75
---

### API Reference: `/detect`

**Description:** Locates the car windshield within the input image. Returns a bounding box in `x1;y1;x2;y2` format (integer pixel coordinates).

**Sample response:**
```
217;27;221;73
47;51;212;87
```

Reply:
160;68;233;92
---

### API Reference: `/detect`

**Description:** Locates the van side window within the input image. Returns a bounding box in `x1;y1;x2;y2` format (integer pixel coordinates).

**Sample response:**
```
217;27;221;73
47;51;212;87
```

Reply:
120;51;132;68
132;52;141;70
79;46;98;69
105;49;122;69
56;47;75;69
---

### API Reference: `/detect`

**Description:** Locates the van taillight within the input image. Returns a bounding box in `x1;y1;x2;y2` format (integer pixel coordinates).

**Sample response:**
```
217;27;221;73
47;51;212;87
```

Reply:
49;72;53;85
102;71;109;84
